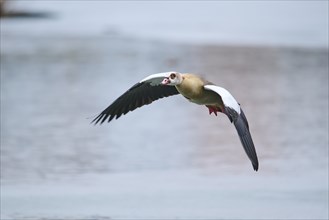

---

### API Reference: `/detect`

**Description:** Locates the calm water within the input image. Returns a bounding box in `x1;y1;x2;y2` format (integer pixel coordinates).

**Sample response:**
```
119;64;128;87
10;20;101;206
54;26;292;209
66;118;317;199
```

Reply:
1;1;329;219
1;34;328;219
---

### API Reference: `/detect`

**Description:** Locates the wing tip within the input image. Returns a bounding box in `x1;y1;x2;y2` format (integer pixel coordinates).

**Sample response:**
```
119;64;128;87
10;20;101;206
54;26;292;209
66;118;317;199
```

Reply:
252;161;259;171
90;116;100;125
91;114;109;125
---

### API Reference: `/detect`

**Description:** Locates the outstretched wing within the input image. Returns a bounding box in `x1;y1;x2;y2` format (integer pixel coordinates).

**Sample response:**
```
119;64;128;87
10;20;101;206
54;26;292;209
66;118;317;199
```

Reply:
92;72;179;124
204;85;259;171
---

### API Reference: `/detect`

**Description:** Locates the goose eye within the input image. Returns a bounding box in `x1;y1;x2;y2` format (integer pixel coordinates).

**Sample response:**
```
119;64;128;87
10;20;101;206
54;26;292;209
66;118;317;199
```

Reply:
170;73;176;79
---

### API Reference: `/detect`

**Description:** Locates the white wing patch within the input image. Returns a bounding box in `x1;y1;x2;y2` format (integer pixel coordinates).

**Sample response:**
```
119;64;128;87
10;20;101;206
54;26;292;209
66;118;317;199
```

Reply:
140;72;173;86
204;85;241;114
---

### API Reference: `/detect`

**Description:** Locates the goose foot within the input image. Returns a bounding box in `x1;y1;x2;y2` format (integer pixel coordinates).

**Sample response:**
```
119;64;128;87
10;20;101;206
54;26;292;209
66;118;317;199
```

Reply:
206;105;222;116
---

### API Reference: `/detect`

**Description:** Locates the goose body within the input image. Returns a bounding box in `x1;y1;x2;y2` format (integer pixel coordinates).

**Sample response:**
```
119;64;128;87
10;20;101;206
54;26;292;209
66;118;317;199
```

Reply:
93;71;259;171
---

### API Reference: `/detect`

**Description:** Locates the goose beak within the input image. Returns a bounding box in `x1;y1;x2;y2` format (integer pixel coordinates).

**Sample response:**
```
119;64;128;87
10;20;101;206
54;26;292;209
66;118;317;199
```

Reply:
161;77;170;85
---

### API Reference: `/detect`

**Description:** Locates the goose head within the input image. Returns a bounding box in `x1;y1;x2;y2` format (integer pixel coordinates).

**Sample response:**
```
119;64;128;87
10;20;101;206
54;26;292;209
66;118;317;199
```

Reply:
161;72;183;86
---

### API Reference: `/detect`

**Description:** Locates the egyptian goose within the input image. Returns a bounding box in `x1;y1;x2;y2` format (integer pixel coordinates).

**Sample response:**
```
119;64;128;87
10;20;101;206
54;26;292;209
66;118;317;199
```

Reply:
93;72;259;171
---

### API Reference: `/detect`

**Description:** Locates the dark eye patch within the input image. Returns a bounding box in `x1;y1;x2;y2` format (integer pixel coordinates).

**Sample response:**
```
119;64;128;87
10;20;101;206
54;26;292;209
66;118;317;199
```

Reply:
170;73;176;79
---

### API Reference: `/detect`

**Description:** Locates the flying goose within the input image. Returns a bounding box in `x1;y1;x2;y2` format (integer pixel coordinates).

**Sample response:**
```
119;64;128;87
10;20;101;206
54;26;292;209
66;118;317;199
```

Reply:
92;72;259;171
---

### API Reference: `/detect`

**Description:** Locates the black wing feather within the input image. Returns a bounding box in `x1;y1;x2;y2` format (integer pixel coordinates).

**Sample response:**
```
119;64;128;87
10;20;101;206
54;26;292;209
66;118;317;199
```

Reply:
92;82;179;124
232;108;259;171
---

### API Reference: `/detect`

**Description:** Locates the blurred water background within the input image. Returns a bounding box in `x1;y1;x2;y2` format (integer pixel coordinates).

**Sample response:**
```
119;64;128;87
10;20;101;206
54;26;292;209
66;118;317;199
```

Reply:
1;1;328;219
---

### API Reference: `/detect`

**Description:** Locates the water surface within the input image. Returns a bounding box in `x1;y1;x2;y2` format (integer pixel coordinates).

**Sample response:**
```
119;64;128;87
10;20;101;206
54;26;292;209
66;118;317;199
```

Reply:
1;34;328;219
1;1;328;219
